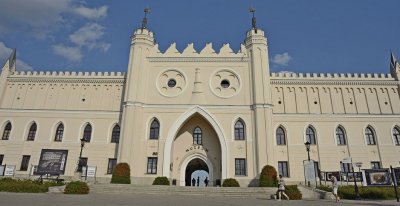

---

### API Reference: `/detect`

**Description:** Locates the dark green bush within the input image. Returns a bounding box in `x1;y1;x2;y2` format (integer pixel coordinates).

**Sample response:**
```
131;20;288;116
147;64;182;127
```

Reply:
285;185;302;200
64;181;89;194
0;178;62;193
111;162;131;184
259;165;278;187
222;178;240;187
152;176;170;185
338;185;398;200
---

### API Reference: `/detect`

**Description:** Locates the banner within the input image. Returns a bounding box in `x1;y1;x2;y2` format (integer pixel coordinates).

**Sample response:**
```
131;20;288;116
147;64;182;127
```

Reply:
37;149;68;175
364;169;392;186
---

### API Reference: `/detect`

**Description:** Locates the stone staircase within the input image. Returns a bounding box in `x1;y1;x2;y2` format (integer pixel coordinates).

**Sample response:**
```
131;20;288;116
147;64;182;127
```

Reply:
89;184;278;198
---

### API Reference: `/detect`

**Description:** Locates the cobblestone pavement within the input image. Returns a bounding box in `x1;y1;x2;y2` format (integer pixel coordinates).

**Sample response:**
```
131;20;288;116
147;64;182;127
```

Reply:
0;192;398;206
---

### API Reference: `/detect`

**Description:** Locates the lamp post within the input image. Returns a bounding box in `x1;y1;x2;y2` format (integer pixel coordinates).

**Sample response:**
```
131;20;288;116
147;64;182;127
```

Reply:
305;141;311;161
354;162;362;199
77;137;86;172
304;141;311;186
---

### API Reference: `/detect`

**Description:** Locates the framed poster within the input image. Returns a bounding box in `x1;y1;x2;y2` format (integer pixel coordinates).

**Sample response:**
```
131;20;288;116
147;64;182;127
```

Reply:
4;165;15;176
364;169;391;186
37;149;68;175
346;172;363;182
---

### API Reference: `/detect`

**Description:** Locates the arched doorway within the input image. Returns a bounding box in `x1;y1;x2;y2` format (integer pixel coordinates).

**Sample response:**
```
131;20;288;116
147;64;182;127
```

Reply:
185;158;208;186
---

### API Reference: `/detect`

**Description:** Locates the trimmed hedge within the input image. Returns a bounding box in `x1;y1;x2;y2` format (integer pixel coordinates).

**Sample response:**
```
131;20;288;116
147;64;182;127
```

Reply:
64;181;89;194
318;185;399;200
222;178;240;187
153;176;170;185
0;178;63;193
259;165;278;187
111;162;131;184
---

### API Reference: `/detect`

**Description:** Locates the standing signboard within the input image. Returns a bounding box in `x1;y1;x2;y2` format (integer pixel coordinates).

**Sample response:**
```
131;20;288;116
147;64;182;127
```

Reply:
0;165;6;176
303;160;316;184
4;165;15;176
37;149;68;175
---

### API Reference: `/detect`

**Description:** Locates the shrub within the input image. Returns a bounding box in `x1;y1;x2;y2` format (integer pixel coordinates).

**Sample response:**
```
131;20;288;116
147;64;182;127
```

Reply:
259;165;278;187
152;176;170;185
64;181;89;194
338;185;398;200
285;185;302;200
111;162;131;184
222;178;240;187
0;178;62;193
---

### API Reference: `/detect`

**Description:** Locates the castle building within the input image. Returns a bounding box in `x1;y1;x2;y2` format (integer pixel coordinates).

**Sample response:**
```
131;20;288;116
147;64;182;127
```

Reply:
0;14;399;186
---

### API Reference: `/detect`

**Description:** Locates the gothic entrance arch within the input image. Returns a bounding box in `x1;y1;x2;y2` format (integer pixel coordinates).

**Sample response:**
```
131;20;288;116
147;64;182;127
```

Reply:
165;106;225;186
184;157;210;186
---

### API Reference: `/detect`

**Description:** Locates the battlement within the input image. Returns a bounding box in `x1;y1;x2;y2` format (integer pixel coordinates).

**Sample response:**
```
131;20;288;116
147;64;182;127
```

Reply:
149;42;247;57
9;71;125;78
270;72;395;81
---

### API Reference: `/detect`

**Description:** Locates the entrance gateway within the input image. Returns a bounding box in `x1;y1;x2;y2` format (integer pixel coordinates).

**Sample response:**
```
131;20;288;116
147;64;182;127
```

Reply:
163;106;227;186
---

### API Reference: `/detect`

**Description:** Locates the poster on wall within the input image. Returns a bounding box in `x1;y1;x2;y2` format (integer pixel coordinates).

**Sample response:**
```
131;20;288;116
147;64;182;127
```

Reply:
37;149;68;175
364;169;392;186
325;171;340;181
346;172;363;182
4;165;15;176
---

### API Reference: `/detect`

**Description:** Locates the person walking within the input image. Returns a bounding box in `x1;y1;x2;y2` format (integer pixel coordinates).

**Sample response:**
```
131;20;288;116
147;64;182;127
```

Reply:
329;174;340;202
197;176;200;187
277;175;289;201
191;178;196;186
204;177;209;187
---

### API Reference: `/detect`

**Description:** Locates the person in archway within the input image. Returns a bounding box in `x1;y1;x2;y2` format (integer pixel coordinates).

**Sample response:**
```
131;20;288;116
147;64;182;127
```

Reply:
191;178;196;186
197;176;200;186
204;177;209;187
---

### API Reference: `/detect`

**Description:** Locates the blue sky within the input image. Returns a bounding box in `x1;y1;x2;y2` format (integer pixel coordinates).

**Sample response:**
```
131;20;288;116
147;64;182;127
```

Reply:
0;0;399;74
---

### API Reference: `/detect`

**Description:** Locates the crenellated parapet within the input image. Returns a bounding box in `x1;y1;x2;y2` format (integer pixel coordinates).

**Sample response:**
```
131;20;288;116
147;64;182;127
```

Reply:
149;42;248;58
7;71;125;84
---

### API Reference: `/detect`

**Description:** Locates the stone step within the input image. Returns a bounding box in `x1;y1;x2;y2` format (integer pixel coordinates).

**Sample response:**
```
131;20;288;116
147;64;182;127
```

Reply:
89;184;277;198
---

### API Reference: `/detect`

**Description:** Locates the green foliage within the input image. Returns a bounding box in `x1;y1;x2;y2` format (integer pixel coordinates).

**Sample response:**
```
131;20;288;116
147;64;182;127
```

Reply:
285;185;302;200
152;176;170;185
111;162;131;184
338;185;398;200
0;178;62;193
64;181;89;194
259;165;278;187
318;185;399;200
222;178;240;187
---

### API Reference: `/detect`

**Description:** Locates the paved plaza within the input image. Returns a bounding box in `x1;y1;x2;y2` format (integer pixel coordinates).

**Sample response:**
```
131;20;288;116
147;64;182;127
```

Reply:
0;192;398;206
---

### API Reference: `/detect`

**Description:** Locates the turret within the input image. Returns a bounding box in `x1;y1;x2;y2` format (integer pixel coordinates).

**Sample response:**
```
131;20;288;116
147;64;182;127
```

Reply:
0;49;16;104
390;52;400;81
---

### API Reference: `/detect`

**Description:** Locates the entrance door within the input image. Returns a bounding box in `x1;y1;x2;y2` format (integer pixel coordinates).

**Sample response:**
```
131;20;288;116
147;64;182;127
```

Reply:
185;158;209;186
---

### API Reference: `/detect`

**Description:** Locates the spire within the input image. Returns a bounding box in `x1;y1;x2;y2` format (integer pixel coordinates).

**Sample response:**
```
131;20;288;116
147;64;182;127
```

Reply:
249;7;257;33
390;52;400;80
1;48;16;72
141;7;151;29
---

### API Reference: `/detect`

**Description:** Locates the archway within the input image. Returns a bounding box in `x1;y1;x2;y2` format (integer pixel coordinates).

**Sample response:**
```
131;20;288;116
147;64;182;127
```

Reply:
185;158;209;186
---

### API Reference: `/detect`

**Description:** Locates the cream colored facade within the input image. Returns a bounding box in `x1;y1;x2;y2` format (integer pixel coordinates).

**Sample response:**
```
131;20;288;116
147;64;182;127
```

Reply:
1;22;400;186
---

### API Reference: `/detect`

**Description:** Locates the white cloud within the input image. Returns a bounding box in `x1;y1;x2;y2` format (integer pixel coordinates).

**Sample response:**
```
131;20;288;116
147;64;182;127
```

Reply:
52;44;82;62
70;23;110;52
271;52;292;66
73;5;108;20
0;42;33;71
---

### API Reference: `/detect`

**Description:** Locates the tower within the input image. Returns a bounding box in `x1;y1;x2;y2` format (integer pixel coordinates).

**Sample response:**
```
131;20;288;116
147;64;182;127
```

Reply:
245;9;275;172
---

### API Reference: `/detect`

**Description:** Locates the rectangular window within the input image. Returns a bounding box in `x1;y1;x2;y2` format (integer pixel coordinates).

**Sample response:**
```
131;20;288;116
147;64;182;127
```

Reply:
0;154;4;165
20;155;30;171
278;161;289;177
371;161;381;169
235;158;246;176
107;158;117;174
147;157;157;174
340;162;353;173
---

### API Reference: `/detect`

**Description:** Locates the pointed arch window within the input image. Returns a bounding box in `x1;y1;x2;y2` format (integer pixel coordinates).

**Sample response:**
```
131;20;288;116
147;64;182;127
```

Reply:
27;123;37;141
393;126;400;146
2;122;11;140
54;124;64;142
234;120;245;140
276;126;286;145
111;124;120;143
83;124;92;142
365;126;376;145
306;126;316;145
336;126;346;145
193;127;202;145
149;119;160;140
